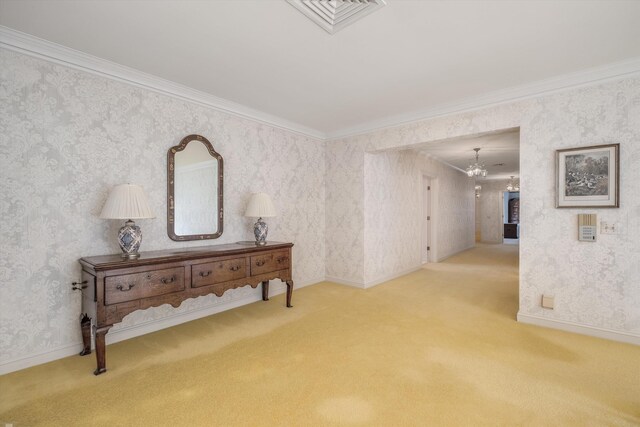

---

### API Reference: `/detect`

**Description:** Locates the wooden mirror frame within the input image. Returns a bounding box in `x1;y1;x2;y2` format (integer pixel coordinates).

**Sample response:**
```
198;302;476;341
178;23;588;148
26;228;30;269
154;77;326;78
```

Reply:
167;134;224;241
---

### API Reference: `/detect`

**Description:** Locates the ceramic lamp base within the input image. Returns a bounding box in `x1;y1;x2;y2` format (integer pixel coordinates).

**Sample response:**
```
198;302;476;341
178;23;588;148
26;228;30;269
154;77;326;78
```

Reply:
253;217;268;245
118;220;142;258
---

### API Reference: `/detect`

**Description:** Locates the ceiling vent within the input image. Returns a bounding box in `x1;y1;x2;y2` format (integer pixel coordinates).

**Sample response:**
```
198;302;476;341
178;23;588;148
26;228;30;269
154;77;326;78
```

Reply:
287;0;387;34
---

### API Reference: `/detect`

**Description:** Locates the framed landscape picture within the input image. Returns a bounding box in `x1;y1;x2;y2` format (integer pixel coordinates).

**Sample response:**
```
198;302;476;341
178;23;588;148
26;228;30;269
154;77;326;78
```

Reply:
556;143;619;208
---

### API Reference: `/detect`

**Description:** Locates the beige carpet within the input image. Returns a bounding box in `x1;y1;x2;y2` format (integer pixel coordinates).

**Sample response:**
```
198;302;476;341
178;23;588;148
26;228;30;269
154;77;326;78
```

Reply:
1;244;639;426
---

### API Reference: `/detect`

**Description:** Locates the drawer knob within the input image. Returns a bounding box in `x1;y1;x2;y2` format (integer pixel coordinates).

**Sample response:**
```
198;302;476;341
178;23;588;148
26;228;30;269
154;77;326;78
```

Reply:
276;256;288;263
199;271;212;277
229;265;241;272
255;260;266;267
116;284;135;292
161;276;176;284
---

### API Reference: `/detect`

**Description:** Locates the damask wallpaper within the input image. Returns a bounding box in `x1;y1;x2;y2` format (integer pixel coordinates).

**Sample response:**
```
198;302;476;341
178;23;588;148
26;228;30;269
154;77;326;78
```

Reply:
363;150;475;284
0;48;326;370
1;46;639;372
414;153;476;262
324;138;365;283
326;77;640;340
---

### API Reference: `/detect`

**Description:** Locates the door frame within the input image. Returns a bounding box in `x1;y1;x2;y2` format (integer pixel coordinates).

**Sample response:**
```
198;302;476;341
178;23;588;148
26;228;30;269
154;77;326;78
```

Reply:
421;174;438;263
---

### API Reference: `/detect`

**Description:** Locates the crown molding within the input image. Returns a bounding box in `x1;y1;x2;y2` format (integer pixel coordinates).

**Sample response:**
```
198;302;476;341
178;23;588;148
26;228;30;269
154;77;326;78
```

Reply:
326;56;640;140
418;151;467;175
2;26;640;143
418;152;518;181
0;26;326;140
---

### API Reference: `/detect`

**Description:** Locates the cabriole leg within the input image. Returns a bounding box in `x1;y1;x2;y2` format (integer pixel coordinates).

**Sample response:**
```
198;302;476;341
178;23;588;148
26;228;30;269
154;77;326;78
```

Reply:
262;280;270;301
285;280;294;308
94;325;112;375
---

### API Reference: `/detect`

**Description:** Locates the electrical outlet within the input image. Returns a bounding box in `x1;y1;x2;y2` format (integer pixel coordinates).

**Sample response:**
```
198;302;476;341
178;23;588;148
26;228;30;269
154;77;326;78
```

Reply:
600;221;617;234
541;295;554;309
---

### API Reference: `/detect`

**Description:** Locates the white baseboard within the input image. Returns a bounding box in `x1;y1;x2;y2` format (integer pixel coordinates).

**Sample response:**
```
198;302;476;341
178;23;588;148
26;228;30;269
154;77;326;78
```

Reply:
325;276;365;289
364;265;423;288
0;342;86;376
517;312;640;346
434;244;475;262
326;265;423;289
0;278;322;376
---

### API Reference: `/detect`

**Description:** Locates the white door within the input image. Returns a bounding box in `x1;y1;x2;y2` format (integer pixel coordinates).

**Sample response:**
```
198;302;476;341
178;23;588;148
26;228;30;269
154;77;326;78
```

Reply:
422;176;431;263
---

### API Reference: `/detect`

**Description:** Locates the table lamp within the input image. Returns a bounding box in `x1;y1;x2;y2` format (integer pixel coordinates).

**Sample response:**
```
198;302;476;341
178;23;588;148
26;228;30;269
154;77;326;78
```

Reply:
244;193;276;246
100;184;155;259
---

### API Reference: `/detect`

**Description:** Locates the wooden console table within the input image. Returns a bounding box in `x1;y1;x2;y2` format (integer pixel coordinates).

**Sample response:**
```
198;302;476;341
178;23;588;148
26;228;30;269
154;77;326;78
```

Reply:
78;242;293;375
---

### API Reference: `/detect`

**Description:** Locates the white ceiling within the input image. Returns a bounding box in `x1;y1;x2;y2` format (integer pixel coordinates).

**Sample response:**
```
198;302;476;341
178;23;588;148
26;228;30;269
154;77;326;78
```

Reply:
1;1;640;138
413;129;520;181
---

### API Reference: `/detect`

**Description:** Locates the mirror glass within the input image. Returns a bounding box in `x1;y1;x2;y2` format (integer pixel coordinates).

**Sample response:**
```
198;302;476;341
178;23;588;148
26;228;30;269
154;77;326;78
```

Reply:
168;135;223;240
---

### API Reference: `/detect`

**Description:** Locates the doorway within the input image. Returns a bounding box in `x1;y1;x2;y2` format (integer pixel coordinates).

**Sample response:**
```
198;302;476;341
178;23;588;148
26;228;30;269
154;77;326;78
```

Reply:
503;191;520;244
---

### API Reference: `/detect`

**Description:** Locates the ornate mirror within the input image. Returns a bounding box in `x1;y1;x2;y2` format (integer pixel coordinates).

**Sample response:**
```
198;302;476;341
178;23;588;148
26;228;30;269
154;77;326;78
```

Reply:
167;134;223;241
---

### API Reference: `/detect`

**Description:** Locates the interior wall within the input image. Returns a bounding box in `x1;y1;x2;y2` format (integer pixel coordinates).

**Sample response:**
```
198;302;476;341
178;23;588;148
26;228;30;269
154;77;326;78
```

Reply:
325;76;640;341
0;48;326;369
361;150;475;285
422;154;476;261
325;138;364;284
364;150;421;284
478;179;511;243
2;45;639;373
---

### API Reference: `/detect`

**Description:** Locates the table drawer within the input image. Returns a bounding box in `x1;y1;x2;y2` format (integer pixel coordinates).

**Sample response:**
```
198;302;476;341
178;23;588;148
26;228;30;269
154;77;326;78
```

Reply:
250;251;290;276
192;257;247;288
105;267;185;305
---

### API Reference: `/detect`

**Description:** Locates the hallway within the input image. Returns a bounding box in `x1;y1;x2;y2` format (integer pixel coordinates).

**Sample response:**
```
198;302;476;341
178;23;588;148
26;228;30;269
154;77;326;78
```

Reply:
419;243;519;319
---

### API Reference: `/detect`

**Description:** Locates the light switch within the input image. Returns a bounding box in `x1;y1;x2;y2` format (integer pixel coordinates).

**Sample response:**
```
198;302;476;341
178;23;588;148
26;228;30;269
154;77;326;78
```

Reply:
600;221;617;234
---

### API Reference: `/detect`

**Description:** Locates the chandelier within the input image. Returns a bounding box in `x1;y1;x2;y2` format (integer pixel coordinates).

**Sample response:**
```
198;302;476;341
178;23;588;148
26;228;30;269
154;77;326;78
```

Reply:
466;148;487;177
506;176;520;191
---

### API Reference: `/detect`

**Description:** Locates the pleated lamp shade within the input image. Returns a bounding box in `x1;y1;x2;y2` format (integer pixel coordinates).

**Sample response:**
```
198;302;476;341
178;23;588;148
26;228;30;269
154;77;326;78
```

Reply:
100;184;155;219
244;193;276;218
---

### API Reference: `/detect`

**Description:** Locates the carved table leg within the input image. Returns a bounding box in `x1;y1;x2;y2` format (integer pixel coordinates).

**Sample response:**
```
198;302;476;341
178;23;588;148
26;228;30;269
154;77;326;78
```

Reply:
79;314;92;356
262;280;270;301
94;325;112;375
285;280;294;308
